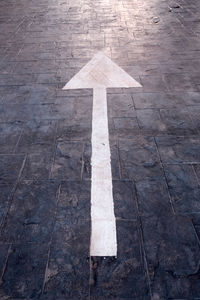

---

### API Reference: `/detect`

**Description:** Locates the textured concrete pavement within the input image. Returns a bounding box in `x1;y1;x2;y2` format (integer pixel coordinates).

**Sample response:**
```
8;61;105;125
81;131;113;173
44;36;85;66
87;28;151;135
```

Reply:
0;0;200;299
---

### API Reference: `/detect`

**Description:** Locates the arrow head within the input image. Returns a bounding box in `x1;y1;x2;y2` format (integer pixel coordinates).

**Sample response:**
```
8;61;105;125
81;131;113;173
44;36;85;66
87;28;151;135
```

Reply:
63;52;142;89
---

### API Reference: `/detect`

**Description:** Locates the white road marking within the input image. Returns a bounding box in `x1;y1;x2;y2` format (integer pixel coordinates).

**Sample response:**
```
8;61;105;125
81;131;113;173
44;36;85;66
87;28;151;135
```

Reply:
63;52;142;256
91;87;116;256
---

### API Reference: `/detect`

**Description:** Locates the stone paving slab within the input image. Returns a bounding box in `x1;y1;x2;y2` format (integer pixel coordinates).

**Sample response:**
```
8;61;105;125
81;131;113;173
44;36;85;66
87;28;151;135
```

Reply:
0;0;200;298
90;220;150;300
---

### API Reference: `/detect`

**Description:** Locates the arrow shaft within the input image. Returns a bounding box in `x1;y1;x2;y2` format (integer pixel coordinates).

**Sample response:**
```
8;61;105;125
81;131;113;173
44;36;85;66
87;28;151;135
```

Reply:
90;88;117;256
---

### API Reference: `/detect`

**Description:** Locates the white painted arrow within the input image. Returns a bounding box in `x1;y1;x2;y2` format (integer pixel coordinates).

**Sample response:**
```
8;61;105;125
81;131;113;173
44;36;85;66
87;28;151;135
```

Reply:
63;52;142;256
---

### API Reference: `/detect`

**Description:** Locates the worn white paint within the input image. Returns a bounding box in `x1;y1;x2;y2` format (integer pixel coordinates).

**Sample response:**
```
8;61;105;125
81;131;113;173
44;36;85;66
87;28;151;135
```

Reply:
63;52;142;256
90;87;117;256
63;52;141;89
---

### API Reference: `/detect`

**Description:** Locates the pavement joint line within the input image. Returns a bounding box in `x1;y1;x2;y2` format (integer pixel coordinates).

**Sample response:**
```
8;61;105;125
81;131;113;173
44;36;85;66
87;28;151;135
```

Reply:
154;136;176;215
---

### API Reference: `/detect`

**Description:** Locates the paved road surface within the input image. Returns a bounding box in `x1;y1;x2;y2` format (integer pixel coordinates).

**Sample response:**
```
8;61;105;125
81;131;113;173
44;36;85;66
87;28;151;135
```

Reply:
0;0;200;299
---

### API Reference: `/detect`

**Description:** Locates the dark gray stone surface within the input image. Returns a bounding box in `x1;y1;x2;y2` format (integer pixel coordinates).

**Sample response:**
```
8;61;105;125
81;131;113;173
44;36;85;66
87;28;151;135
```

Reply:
113;180;137;219
0;243;48;299
51;141;84;180
0;185;13;228
119;137;163;182
16;120;57;154
43;220;90;299
90;220;150;299
56;181;91;224
0;155;25;185
0;0;200;298
156;136;200;163
164;164;200;214
21;153;53;180
0;122;22;154
135;177;173;216
1;181;60;243
142;215;200;299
